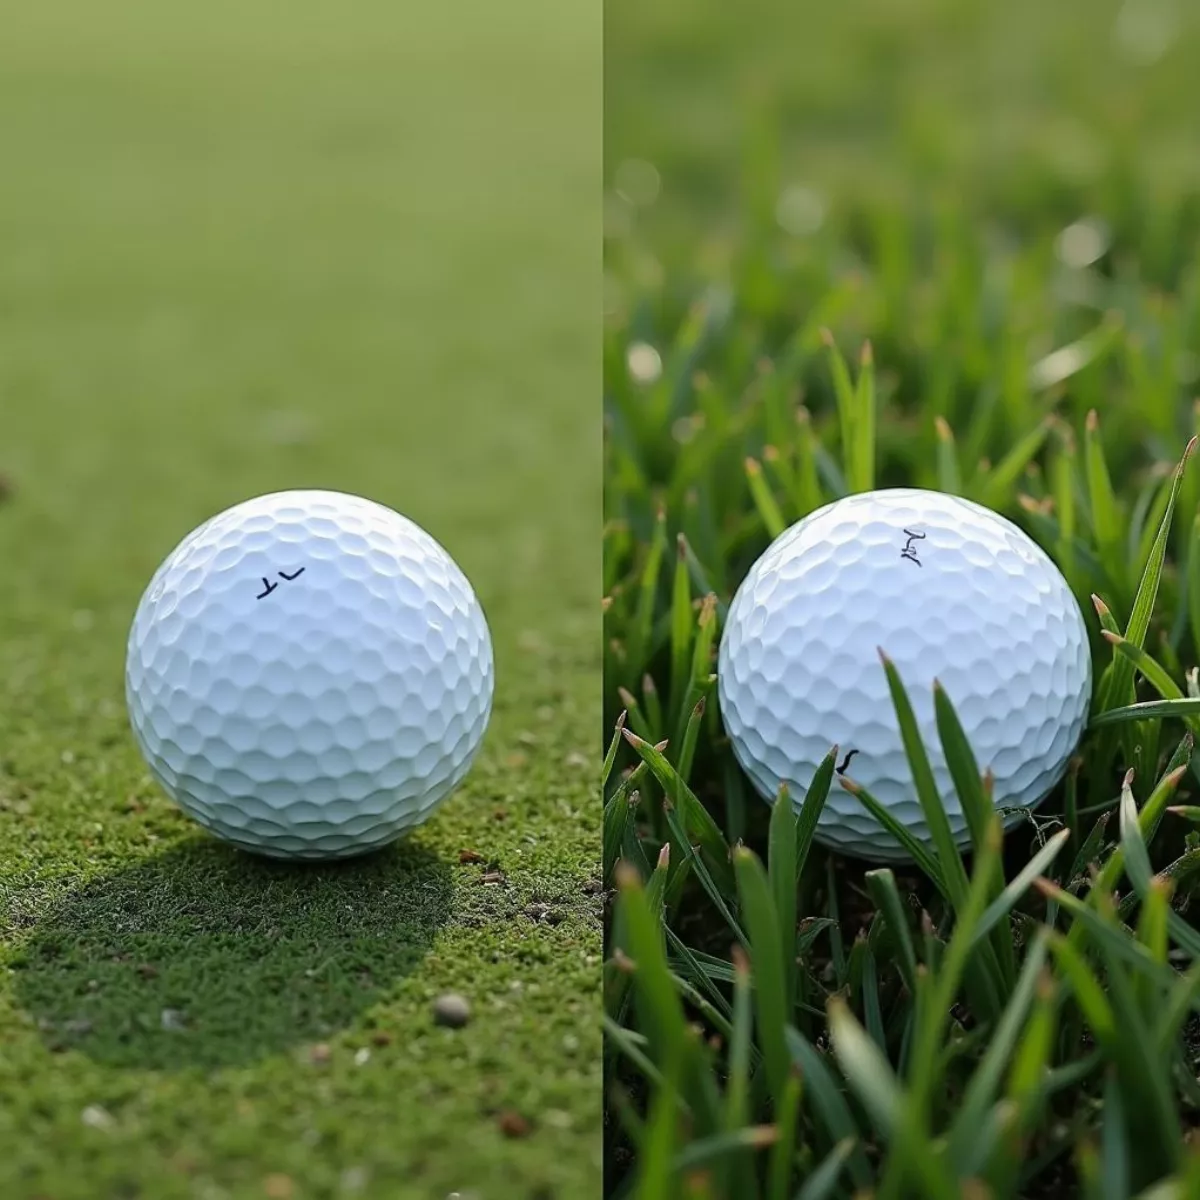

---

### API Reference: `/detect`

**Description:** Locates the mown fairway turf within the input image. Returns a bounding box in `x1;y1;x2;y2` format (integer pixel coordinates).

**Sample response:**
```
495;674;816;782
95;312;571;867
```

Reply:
605;1;1200;1196
0;3;600;1197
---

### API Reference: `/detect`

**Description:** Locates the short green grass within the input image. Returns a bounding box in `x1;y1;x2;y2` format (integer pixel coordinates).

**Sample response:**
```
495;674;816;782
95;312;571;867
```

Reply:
0;3;600;1197
605;1;1200;1196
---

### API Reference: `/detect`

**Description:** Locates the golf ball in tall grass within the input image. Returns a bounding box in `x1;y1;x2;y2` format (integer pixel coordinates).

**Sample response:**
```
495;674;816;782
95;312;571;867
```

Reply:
126;490;494;860
718;489;1091;861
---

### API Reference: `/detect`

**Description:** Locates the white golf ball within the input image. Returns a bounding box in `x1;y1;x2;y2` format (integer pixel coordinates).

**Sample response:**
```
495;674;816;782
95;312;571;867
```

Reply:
718;488;1091;861
126;490;494;860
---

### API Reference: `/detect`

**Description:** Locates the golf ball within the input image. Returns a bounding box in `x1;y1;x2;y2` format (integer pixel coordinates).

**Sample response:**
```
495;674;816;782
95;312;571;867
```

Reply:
717;489;1091;861
126;490;494;860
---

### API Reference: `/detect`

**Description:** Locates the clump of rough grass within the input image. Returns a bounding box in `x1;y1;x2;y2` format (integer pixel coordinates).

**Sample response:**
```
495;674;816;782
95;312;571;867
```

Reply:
604;198;1200;1195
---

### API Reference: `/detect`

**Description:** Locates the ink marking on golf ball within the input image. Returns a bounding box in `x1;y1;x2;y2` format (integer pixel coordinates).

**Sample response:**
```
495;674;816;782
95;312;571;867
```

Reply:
256;568;306;600
125;490;494;861
899;527;926;566
717;489;1092;862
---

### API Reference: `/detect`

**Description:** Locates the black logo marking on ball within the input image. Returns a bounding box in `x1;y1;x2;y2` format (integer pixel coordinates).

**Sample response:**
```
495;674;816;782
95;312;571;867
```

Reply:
900;528;926;567
256;567;307;600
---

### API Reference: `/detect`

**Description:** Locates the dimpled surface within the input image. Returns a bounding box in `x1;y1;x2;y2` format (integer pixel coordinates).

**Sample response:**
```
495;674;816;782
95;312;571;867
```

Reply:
126;490;494;860
718;489;1091;861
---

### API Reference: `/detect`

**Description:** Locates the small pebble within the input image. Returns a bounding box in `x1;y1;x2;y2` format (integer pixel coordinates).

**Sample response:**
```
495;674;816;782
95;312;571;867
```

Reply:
81;1105;114;1130
432;994;471;1029
497;1109;531;1138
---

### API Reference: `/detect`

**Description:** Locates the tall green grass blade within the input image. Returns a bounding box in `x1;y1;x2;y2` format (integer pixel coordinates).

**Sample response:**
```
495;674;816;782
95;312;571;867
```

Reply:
603;786;636;883
795;1139;856;1200
839;775;947;895
603;710;627;788
723;945;754;1192
796;751;836;884
947;931;1050;1174
668;537;693;720
784;1027;872;1188
822;329;858;482
794;407;824;516
734;846;790;1107
628;508;668;678
766;1071;802;1200
1118;775;1200;961
970;828;1071;947
1052;424;1079;588
745;457;787;538
864;869;919;996
622;728;736;895
660;798;747;949
1190;512;1200;668
933;680;993;854
881;653;971;908
1084;409;1125;601
851;340;876;493
826;996;901;1137
1091;698;1200;727
828;998;960;1200
615;864;687;1068
935;417;962;495
978;418;1051;510
1094;933;1184;1171
1104;437;1197;715
767;780;798;1011
675;696;707;785
641;673;663;739
1100;1071;1131;1200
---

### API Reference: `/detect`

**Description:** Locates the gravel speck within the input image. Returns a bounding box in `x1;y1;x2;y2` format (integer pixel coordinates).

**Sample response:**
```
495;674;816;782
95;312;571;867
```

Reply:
81;1105;114;1130
432;993;471;1029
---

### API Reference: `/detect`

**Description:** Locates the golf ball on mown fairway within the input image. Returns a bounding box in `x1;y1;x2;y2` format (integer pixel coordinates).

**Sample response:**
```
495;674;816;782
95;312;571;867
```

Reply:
718;489;1091;862
126;490;494;860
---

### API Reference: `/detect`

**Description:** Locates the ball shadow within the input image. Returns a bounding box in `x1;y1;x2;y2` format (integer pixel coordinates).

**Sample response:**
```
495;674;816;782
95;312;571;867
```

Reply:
9;838;452;1070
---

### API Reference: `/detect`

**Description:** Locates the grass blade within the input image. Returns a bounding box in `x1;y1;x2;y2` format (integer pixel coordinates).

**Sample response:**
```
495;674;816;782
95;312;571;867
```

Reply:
881;653;971;908
826;996;902;1138
795;1139;856;1200
851;340;876;493
1090;697;1200;727
864;869;919;996
603;710;627;788
668;537;693;720
838;775;947;894
746;457;787;538
766;1070;802;1200
796;750;836;883
734;846;791;1106
767;777;798;1011
1084;409;1125;603
935;417;962;495
1103;436;1196;715
946;931;1050;1174
784;1027;872;1188
722;945;754;1191
970;828;1071;947
622;728;736;895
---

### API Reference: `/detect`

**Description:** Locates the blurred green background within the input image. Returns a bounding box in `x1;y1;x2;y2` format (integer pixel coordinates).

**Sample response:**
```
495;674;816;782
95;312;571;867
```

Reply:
0;2;599;1197
607;0;1199;262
